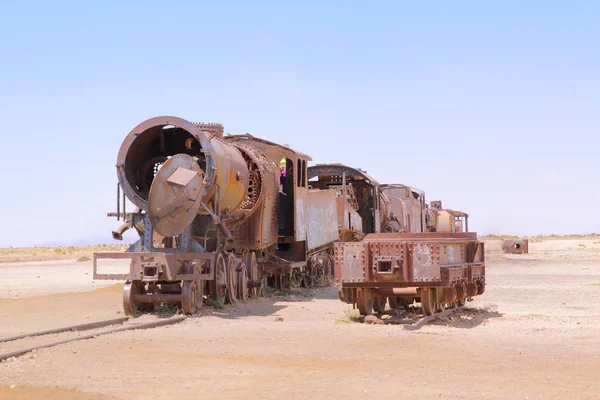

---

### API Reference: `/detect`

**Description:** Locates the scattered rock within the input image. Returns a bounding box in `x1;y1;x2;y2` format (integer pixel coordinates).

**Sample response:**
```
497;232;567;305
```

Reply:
275;317;284;322
364;315;384;324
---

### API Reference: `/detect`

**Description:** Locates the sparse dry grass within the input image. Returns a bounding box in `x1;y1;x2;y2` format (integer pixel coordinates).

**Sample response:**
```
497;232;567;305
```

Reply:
0;245;129;264
338;308;361;323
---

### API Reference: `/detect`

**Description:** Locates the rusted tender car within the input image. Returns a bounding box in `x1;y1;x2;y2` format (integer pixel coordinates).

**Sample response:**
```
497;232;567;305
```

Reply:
336;190;485;316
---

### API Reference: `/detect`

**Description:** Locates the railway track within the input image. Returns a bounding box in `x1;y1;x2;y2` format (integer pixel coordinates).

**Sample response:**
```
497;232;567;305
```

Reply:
0;316;186;361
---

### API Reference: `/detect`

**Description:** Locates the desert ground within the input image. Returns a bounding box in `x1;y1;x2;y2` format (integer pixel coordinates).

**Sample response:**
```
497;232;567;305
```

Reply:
0;238;599;399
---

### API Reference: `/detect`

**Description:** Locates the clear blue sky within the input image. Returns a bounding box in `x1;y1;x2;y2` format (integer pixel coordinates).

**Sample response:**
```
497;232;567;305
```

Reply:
0;1;598;247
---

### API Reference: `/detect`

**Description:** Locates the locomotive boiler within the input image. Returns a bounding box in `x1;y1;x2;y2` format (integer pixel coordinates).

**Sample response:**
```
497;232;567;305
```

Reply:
94;116;350;314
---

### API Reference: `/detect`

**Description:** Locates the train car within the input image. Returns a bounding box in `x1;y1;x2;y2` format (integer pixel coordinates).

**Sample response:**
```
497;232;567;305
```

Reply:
380;184;427;233
307;164;390;239
429;200;469;233
93;116;345;314
335;188;485;316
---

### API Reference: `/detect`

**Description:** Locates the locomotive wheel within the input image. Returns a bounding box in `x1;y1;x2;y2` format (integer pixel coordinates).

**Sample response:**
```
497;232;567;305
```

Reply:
388;297;399;309
225;253;238;304
237;261;249;301
211;253;227;305
421;288;435;316
246;252;259;298
181;263;203;314
356;289;374;316
123;280;143;315
373;297;387;313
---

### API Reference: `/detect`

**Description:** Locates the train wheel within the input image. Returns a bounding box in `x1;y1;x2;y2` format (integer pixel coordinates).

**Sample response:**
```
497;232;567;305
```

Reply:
456;282;467;301
225;253;238;304
435;288;446;312
435;301;446;313
421;288;435;316
181;263;203;314
181;280;203;315
388;297;399;309
237;261;249;301
211;253;227;305
356;289;374;316
443;285;457;304
373;297;387;313
466;282;478;297
123;280;143;315
477;279;486;295
246;252;259;298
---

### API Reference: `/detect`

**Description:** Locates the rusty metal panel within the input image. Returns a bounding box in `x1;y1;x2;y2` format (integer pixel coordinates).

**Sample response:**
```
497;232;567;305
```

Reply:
439;243;465;265
336;197;362;230
306;189;339;250
366;240;408;283
411;242;441;282
295;189;307;241
337;232;484;287
334;242;365;284
501;239;529;254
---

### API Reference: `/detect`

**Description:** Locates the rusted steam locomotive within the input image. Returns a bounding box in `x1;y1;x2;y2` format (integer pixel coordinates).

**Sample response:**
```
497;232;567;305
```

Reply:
94;116;485;317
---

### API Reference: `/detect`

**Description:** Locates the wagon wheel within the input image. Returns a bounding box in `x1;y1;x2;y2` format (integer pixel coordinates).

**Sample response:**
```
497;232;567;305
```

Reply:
246;252;259;298
211;253;227;306
356;289;374;316
236;260;249;301
225;253;238;304
421;288;435;316
373;296;387;313
123;280;143;315
181;263;203;314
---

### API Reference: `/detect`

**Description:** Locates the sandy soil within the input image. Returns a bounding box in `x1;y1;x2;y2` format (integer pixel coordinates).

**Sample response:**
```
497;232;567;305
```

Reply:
1;238;599;399
0;260;122;299
0;245;127;264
